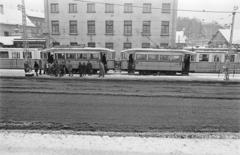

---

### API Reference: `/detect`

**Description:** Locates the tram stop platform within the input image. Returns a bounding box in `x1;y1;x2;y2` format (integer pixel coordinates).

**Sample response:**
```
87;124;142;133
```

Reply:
0;69;240;82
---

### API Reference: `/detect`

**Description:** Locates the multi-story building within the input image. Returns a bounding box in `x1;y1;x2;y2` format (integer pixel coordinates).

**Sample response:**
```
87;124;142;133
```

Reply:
44;0;178;56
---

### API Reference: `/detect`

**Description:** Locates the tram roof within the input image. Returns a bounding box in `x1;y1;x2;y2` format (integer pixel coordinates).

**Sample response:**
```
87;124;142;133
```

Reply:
42;47;115;53
184;47;240;52
121;48;195;55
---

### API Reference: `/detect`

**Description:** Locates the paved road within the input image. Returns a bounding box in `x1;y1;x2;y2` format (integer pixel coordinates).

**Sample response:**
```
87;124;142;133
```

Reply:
0;77;240;132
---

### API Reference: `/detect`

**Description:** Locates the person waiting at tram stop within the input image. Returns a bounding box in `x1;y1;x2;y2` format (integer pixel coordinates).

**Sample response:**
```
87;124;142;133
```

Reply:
86;61;93;75
128;54;134;74
99;60;105;78
39;60;43;75
223;56;231;80
101;53;107;73
34;61;39;77
66;60;73;77
78;62;83;77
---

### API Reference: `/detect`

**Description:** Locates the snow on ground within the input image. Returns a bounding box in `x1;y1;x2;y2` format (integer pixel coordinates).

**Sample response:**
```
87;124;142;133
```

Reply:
0;69;240;82
0;130;239;155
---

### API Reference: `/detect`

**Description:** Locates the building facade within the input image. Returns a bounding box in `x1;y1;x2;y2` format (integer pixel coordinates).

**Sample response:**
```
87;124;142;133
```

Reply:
44;0;178;56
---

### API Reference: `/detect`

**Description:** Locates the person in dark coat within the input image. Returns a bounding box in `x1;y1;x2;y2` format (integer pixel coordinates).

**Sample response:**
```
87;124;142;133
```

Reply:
34;61;39;76
102;54;107;73
82;62;86;76
39;60;42;75
128;54;134;74
78;62;83;77
86;61;92;76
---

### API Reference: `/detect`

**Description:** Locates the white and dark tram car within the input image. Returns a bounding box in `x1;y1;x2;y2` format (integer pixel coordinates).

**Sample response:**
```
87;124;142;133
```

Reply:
188;48;240;73
0;48;41;69
120;48;195;75
41;47;116;73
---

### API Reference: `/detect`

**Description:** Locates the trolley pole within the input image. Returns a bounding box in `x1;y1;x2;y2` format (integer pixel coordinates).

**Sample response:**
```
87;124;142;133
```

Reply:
225;7;237;80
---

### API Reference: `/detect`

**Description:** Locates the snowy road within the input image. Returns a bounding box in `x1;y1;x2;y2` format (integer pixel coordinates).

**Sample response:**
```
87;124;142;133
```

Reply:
0;77;240;132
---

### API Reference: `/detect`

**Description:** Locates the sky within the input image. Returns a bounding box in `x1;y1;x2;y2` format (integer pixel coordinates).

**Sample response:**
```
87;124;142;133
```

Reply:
24;0;240;29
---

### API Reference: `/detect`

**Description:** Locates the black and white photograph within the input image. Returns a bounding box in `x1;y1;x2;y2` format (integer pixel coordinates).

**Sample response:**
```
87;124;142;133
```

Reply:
0;0;239;154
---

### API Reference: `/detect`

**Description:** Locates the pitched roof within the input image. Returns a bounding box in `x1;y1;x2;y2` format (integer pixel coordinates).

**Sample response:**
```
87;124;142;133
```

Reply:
219;29;240;44
0;8;35;27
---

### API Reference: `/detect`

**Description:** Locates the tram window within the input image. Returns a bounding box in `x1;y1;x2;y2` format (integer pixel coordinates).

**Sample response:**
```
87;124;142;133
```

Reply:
12;52;20;59
136;54;147;60
77;53;82;59
190;55;196;62
0;51;9;58
66;53;76;60
170;55;181;62
230;55;235;62
199;54;209;62
160;55;170;62
148;54;159;61
23;52;32;59
90;53;99;60
213;55;220;62
56;53;65;59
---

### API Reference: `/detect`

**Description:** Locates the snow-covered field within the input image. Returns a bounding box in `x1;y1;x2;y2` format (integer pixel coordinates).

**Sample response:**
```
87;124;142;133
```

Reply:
0;130;239;155
1;69;240;82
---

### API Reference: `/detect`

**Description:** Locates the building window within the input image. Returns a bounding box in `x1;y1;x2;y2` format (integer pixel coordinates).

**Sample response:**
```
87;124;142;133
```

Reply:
105;20;114;35
105;42;114;49
143;3;151;13
51;20;60;35
69;3;77;13
70;42;78;46
105;3;114;13
161;21;169;36
162;3;171;13
160;43;168;48
123;42;132;49
53;42;60;46
50;3;59;13
124;20;132;36
88;42;95;47
124;3;133;13
69;20;78;35
142;21;151;36
0;4;3;14
87;3;95;13
142;43;150;48
87;20;95;35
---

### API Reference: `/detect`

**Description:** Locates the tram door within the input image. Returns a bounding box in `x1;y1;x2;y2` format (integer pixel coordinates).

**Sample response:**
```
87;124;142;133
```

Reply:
183;54;190;75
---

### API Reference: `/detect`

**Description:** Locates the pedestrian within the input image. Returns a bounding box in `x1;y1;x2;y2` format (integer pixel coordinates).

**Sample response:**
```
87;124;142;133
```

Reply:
86;61;92;76
39;60;42;75
24;61;30;73
102;54;108;73
34;61;39;76
223;58;230;80
99;61;105;78
82;62;86;76
66;60;73;76
78;62;83;77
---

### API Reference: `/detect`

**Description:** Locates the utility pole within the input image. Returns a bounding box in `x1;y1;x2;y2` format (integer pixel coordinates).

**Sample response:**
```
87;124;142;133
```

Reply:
225;6;238;80
21;0;28;54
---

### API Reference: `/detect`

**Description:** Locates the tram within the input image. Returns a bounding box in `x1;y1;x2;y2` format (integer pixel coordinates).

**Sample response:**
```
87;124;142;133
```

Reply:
41;47;116;73
187;48;240;73
120;48;195;75
0;48;41;69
